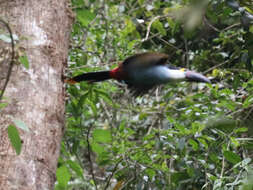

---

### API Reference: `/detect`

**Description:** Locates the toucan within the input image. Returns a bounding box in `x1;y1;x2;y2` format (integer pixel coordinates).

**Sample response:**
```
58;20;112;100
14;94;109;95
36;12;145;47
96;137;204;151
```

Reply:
66;52;210;96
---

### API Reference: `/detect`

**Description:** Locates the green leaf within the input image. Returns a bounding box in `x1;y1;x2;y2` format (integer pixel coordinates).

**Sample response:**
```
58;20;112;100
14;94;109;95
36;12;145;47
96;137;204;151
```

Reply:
119;120;126;132
139;112;147;120
250;25;253;34
243;95;253;108
188;139;199;151
91;142;105;155
197;138;209;149
56;165;71;188
87;99;97;116
0;34;11;43
19;55;29;69
152;20;166;36
93;129;112;143
94;89;113;104
230;137;240;147
234;127;248;133
224;151;241;164
145;168;156;179
11;118;29;132
187;167;195;177
0;102;8;109
206;173;217;181
67;160;83;178
210;153;219;163
171;172;189;183
78;92;88;106
79;52;88;65
72;0;84;7
7;125;22;155
76;9;96;27
121;18;136;37
218;100;236;111
138;0;145;5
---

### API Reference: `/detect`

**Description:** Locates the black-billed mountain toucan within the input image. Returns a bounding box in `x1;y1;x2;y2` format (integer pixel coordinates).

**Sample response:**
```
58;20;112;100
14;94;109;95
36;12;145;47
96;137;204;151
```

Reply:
66;52;210;96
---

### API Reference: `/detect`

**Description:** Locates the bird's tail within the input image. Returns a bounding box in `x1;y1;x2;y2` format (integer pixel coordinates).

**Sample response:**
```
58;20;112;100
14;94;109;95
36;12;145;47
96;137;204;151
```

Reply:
65;71;111;84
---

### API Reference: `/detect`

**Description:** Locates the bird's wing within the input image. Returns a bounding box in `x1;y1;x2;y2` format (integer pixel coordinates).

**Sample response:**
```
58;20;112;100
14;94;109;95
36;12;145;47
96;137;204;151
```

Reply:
127;83;155;97
122;52;169;68
119;53;173;96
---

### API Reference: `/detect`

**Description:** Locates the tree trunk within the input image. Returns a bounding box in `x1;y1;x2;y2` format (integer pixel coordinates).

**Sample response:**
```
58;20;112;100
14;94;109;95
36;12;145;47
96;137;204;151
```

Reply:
0;0;72;189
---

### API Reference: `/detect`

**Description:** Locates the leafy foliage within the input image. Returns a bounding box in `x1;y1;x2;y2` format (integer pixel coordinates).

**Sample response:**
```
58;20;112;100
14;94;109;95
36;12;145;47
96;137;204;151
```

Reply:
61;0;253;189
7;125;22;155
0;23;30;155
19;55;29;69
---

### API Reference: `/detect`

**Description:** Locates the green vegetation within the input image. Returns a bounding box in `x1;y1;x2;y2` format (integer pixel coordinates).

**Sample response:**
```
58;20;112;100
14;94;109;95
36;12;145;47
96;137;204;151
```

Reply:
58;0;253;189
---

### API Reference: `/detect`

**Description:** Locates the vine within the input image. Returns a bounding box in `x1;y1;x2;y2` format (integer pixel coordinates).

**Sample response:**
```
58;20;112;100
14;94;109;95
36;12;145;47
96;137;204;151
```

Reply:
0;18;15;101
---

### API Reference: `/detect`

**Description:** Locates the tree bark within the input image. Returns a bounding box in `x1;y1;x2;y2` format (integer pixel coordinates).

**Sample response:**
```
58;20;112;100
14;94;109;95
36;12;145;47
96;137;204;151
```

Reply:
0;0;72;189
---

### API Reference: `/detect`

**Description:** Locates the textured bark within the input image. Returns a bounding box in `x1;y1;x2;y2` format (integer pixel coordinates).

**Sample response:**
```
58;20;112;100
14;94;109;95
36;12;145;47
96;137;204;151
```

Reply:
0;0;72;189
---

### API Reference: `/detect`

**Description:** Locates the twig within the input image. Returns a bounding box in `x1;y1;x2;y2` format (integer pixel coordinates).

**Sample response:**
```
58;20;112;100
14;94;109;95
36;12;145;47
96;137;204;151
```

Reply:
221;142;231;178
223;23;241;31
0;19;15;101
102;0;109;62
127;0;141;15
71;7;103;50
220;154;225;178
137;19;183;52
147;117;159;135
168;157;174;185
119;177;134;190
227;104;253;118
184;37;189;68
86;125;98;190
203;16;220;32
99;99;111;120
142;16;161;42
65;139;86;181
104;158;122;190
150;31;183;52
203;60;229;74
142;14;170;42
227;108;244;116
244;106;253;120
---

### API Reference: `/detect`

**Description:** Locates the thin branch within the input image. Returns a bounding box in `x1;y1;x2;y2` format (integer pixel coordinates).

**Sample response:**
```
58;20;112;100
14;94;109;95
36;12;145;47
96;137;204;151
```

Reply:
99;99;111;121
0;19;15;101
223;23;241;31
203;60;229;74
70;7;103;50
119;177;134;189
203;16;220;32
244;106;253;120
142;15;161;42
142;14;170;42
184;37;189;68
86;125;98;190
221;142;231;179
227;104;253;118
65;140;86;181
137;19;183;52
102;0;109;62
150;31;183;52
104;158;122;190
220;154;225;178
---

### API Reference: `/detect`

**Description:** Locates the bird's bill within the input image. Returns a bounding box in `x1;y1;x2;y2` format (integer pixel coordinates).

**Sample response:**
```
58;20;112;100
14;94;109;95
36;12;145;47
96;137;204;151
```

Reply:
185;71;211;83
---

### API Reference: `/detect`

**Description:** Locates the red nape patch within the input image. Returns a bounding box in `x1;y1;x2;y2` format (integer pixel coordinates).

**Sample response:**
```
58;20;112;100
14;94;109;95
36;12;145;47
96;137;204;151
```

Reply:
109;67;124;80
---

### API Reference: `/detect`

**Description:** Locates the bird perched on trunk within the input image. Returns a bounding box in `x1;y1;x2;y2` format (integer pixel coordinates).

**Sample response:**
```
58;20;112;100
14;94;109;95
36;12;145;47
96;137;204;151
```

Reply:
65;52;210;96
